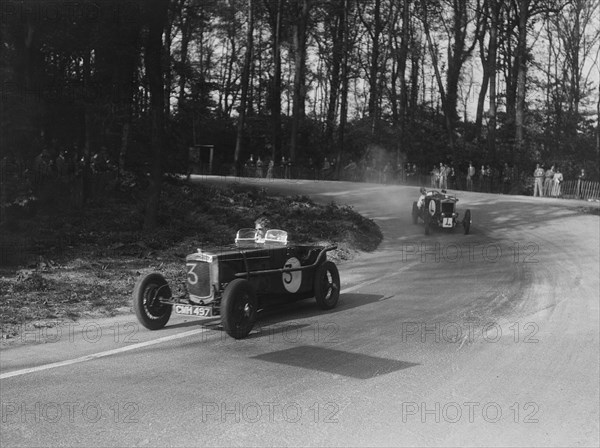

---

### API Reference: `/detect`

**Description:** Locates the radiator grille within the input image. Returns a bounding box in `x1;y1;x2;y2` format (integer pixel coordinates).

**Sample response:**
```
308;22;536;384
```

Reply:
441;202;455;215
187;261;211;297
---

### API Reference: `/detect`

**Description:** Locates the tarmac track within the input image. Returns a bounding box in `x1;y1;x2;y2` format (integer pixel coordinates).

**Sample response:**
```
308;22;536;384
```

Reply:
1;176;598;447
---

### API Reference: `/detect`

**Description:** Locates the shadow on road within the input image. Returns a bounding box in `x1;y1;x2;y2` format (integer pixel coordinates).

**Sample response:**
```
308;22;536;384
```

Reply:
251;345;420;379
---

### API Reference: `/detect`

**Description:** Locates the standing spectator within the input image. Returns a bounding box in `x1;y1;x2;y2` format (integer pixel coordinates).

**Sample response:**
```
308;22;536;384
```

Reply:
551;168;563;197
55;150;68;177
255;157;263;178
577;168;586;199
284;157;291;179
533;163;545;197
245;154;255;177
322;157;330;180
266;159;274;180
467;162;475;191
544;165;555;196
448;164;456;189
382;162;391;184
439;163;448;189
308;157;315;179
280;156;286;178
502;162;512;194
430;165;439;188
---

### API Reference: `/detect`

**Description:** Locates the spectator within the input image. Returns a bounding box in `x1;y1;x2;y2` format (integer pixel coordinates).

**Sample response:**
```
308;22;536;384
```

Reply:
255;157;263;178
533;163;544;197
502;162;511;194
245;154;255;177
266;159;274;180
551;168;563;198
448;164;456;189
439;163;448;189
544;165;555;196
382;162;391;184
577;168;586;199
467;162;475;191
430;165;439;188
308;157;315;179
322;157;330;180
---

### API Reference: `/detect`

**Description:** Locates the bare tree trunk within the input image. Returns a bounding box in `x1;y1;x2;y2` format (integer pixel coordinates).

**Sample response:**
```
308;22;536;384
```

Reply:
273;0;282;160
336;0;350;178
325;0;345;146
422;4;455;148
234;0;254;172
514;0;530;163
487;0;500;159
144;0;170;230
290;0;309;163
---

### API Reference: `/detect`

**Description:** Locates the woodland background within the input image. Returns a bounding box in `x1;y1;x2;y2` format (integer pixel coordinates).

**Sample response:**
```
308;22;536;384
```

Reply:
1;0;599;228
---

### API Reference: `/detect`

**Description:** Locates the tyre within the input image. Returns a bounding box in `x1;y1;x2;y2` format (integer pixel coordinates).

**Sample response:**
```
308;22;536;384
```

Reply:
412;202;419;224
424;212;431;235
133;273;172;330
221;279;258;339
463;209;471;235
314;261;341;310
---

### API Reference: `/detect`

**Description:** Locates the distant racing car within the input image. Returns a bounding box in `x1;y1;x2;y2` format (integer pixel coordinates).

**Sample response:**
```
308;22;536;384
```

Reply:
412;189;471;235
133;229;340;339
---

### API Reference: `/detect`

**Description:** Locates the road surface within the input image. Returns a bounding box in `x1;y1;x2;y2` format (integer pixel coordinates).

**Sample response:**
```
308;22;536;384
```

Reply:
1;177;598;447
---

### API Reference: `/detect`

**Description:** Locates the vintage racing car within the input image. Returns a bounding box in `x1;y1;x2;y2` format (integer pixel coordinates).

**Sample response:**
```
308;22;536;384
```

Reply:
412;189;471;235
132;229;340;339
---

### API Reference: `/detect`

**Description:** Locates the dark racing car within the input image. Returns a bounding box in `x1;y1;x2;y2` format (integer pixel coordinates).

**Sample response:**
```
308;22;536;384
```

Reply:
412;188;471;235
132;229;340;339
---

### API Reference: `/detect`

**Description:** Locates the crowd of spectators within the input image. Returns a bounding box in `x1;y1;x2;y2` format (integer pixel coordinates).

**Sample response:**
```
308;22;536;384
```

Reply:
233;153;595;200
1;143;118;215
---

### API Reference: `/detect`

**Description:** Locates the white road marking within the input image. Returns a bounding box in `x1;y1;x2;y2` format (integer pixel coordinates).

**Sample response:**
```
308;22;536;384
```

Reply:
0;328;207;380
1;262;418;380
340;261;418;294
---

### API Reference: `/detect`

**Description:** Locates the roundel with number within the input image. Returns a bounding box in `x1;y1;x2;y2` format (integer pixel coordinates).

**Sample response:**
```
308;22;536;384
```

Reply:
282;257;302;293
428;200;436;216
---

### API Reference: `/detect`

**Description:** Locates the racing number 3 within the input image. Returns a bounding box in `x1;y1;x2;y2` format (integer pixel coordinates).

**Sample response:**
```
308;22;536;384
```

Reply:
187;263;198;285
282;257;302;293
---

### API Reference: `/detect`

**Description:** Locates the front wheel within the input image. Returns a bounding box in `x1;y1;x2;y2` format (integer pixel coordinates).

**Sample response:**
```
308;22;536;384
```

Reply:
314;261;341;310
424;212;431;235
133;273;172;330
463;209;471;235
221;279;258;339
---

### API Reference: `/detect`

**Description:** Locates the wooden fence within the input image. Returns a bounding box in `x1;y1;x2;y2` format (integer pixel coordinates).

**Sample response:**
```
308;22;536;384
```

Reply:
558;179;600;200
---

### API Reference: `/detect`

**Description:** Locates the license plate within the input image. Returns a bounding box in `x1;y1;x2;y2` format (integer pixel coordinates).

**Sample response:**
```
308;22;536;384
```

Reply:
442;217;453;228
174;304;213;317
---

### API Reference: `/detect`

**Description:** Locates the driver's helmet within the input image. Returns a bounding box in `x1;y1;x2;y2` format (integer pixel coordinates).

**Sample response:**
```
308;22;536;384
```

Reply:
420;187;426;195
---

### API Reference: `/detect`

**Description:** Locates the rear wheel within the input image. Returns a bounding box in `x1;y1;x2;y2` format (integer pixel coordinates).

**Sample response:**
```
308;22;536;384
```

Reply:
463;209;471;235
412;202;419;224
314;261;340;310
133;273;172;330
221;279;258;339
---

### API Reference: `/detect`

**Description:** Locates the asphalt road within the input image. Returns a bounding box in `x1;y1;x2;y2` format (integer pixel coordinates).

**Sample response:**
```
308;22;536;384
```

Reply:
1;177;599;447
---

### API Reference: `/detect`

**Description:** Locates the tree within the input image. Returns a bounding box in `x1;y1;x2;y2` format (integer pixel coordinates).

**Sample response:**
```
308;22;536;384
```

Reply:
234;0;255;170
143;0;170;230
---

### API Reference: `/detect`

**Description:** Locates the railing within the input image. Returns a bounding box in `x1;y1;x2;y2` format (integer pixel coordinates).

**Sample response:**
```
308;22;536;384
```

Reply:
558;179;600;200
